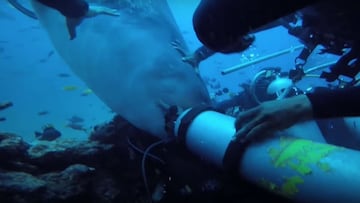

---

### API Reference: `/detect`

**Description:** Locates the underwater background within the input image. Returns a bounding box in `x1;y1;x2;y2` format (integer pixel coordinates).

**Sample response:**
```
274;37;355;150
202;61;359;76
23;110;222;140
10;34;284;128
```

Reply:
0;0;338;143
2;1;359;203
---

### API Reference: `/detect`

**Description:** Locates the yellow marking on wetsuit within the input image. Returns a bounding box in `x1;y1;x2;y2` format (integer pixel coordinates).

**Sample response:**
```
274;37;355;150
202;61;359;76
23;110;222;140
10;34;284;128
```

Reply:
268;136;340;175
259;176;304;197
281;176;304;197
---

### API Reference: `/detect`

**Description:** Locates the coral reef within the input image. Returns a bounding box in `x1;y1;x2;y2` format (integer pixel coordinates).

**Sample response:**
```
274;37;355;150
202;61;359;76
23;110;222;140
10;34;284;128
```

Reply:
0;115;291;203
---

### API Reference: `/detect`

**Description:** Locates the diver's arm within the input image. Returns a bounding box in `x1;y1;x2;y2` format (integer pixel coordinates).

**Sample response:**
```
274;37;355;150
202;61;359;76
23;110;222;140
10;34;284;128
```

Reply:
306;86;360;118
193;45;216;62
234;87;360;141
171;42;216;72
181;45;216;68
85;4;120;17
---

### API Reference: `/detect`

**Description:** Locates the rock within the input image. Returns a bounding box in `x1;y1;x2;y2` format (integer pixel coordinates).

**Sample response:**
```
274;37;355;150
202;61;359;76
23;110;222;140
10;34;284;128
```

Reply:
0;171;46;194
94;177;121;202
0;161;39;174
38;164;95;201
0;133;29;158
27;139;113;170
89;114;151;149
89;115;134;144
0;133;35;172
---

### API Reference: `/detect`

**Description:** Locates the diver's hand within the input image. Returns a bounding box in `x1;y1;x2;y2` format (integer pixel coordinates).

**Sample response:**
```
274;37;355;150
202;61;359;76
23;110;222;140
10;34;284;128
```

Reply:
171;40;200;71
87;5;121;17
234;94;313;142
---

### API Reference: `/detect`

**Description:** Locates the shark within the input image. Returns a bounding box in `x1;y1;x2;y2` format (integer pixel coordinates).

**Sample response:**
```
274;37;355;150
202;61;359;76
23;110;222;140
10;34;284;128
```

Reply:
30;0;210;138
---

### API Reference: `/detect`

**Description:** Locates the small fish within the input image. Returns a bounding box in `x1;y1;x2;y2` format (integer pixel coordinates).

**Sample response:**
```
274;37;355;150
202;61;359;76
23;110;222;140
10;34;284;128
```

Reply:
35;124;61;141
57;73;71;78
80;88;93;96
0;117;6;122
39;50;55;63
63;85;78;91
68;115;84;123
222;87;229;93
47;50;54;57
0;101;13;111
66;123;87;132
37;111;49;116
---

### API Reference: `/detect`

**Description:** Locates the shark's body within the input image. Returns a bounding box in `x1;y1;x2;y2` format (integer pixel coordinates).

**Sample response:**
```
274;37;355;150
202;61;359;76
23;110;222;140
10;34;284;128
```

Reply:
30;0;210;138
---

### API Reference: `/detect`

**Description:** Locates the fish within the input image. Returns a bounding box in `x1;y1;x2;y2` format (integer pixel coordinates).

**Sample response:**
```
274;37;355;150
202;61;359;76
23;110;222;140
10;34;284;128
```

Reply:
39;50;55;63
35;124;61;141
63;85;78;91
57;73;71;78
37;111;49;116
0;101;13;111
67;115;84;123
30;0;210;138
66;123;87;132
80;88;93;96
0;117;6;122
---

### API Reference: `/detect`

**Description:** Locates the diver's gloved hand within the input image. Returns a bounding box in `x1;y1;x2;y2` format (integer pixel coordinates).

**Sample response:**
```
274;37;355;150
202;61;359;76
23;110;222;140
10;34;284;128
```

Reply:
234;94;313;142
171;40;200;73
86;4;121;17
66;4;120;40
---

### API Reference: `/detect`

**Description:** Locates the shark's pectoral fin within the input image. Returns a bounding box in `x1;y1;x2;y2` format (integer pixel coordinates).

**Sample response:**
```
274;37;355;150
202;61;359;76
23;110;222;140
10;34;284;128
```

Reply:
65;17;83;40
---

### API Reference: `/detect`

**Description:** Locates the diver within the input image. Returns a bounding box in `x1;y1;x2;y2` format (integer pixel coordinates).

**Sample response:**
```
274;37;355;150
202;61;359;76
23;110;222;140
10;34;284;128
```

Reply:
192;0;360;142
192;0;320;53
35;0;120;40
320;43;360;83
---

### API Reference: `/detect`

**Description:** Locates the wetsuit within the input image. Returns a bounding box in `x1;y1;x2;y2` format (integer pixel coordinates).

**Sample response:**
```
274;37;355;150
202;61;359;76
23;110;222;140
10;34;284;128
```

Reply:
37;0;89;18
193;46;216;64
307;87;360;118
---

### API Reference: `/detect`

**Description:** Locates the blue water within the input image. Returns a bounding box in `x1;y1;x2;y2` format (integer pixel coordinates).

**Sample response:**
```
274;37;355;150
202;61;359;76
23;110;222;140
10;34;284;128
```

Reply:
0;1;338;142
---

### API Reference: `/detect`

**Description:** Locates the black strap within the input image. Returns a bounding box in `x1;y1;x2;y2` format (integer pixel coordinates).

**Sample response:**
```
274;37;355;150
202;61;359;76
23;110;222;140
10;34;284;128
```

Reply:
177;105;213;145
223;137;251;175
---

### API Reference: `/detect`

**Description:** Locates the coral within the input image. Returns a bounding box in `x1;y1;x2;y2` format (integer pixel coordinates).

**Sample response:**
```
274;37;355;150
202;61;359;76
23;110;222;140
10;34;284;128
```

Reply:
0;115;293;203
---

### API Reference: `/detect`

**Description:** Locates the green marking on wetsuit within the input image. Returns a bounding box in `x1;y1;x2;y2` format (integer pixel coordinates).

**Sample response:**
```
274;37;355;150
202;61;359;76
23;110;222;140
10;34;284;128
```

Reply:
268;136;340;175
281;176;304;197
259;176;304;197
